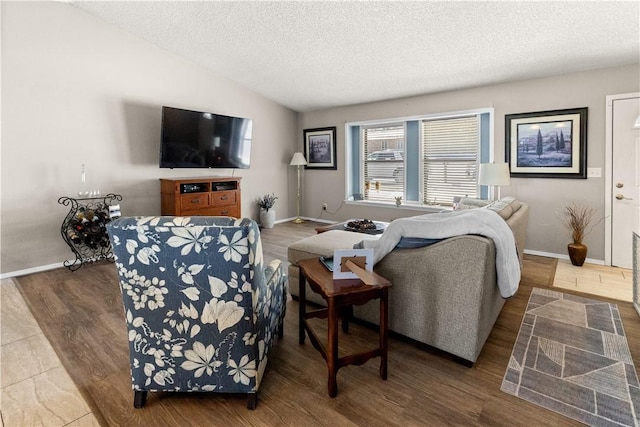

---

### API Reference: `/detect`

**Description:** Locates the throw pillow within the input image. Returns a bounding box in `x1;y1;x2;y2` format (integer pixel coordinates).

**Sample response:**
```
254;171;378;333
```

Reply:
455;197;491;211
486;197;519;220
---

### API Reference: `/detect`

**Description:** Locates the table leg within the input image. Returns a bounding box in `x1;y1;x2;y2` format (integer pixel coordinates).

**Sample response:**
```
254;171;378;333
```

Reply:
341;305;353;334
298;270;306;345
379;288;388;380
327;298;339;397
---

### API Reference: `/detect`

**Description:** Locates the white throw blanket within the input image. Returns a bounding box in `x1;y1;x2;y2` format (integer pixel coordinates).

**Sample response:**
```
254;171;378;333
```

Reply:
360;209;520;298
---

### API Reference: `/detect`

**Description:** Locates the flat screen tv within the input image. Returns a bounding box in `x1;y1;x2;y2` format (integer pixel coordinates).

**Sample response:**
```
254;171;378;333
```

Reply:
160;106;252;169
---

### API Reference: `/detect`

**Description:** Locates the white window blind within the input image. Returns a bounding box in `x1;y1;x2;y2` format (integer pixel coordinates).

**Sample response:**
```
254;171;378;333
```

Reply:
422;116;479;206
362;125;405;202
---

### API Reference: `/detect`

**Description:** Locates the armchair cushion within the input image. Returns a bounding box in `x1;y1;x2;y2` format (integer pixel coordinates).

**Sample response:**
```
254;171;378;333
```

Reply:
107;216;286;406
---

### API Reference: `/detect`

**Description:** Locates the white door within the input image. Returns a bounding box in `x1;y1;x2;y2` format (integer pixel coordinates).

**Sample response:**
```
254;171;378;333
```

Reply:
609;95;640;269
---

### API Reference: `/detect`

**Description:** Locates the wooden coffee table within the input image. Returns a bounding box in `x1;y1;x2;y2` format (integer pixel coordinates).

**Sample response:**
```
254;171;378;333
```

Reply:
297;257;391;397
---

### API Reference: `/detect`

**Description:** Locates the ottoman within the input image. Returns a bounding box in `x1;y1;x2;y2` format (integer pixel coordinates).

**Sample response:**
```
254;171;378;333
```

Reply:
287;230;379;306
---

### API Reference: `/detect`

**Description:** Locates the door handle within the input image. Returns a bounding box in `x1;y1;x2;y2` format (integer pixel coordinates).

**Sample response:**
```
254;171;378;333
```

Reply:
615;194;633;200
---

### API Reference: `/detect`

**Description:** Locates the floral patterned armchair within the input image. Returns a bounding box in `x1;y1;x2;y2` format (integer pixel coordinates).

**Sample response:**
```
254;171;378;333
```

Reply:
106;216;287;409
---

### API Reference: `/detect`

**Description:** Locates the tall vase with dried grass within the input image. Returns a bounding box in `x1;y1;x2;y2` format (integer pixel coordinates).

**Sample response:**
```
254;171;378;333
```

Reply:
559;202;600;266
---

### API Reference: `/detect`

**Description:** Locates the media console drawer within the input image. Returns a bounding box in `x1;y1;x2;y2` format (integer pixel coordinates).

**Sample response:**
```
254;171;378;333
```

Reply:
180;193;210;211
160;177;242;217
211;191;236;205
209;205;239;217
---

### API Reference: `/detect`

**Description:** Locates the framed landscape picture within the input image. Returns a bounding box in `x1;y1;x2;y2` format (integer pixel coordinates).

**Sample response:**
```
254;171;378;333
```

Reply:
303;127;337;170
505;107;587;178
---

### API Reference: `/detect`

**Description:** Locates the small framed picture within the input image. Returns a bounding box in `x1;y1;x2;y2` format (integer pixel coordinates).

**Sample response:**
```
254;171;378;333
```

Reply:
333;249;373;280
304;127;337;170
505;107;587;179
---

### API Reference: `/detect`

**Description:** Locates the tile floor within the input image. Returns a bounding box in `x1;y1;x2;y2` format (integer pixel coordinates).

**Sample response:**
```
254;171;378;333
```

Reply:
0;260;635;426
1;278;99;427
552;259;634;302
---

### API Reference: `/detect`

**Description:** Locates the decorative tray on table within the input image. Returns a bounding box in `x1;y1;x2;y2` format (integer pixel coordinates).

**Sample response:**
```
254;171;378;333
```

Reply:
344;219;387;234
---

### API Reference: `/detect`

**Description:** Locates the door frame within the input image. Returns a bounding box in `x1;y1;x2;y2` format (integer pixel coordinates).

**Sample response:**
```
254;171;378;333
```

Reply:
604;92;639;266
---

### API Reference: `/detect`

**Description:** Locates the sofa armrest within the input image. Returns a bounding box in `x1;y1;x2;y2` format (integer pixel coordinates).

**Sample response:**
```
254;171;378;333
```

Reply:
507;203;529;265
363;235;504;363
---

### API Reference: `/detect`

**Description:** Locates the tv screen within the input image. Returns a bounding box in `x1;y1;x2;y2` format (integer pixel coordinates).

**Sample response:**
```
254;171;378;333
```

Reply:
160;106;252;169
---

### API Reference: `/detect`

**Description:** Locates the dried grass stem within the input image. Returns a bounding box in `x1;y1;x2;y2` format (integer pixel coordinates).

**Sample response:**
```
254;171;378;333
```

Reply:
560;202;600;244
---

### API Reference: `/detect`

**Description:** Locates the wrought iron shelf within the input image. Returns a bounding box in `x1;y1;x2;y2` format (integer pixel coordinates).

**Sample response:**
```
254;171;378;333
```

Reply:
58;193;122;271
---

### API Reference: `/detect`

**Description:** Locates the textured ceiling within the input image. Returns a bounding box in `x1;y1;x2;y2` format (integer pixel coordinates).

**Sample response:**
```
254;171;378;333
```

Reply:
71;1;640;112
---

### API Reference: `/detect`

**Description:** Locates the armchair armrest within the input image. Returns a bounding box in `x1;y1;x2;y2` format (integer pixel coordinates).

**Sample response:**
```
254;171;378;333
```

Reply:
256;259;287;343
265;259;285;293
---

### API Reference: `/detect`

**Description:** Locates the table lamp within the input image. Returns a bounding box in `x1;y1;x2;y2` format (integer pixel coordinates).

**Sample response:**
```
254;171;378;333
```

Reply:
290;152;307;223
478;162;511;200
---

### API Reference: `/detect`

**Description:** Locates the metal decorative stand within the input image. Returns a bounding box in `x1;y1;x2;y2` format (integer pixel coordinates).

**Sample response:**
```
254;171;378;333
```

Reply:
633;232;639;317
58;193;123;271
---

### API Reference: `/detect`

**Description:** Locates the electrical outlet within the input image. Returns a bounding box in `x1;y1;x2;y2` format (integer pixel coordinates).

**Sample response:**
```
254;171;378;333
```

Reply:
322;203;328;210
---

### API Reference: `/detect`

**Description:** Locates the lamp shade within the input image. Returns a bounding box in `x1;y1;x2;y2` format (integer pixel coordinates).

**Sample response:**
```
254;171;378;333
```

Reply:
478;163;511;186
290;152;307;166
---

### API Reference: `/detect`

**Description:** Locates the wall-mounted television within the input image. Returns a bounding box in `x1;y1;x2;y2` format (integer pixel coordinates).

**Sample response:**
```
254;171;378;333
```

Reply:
160;106;252;169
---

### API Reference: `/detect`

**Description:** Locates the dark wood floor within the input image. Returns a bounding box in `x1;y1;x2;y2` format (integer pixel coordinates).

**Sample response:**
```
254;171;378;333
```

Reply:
15;221;640;426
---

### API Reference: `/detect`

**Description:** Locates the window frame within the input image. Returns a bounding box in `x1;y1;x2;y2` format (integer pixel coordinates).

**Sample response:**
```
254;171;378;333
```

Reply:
344;108;495;210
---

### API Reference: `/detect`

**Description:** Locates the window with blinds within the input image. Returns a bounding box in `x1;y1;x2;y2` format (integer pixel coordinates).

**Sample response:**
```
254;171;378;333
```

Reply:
422;116;479;206
362;125;405;202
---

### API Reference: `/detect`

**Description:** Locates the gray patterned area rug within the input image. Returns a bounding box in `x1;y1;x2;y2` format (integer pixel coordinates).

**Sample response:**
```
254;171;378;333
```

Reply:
501;287;640;426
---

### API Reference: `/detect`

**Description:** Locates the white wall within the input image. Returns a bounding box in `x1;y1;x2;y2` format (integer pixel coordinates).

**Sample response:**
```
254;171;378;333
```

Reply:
298;64;640;262
1;2;298;274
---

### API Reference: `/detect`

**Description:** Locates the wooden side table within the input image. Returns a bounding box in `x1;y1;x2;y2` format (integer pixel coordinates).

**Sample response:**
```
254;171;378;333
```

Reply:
297;257;391;397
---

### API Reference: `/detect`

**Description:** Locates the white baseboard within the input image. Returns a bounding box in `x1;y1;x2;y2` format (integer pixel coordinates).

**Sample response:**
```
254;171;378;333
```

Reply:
273;217;334;225
2;218;335;280
523;249;605;266
1;243;606;281
1;262;66;280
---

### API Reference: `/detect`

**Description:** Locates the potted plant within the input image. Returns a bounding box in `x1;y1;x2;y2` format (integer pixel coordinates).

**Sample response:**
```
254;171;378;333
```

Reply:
257;193;278;229
559;202;601;266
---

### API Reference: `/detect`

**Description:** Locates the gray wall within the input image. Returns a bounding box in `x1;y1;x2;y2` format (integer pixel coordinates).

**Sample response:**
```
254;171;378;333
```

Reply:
1;2;298;274
298;64;640;261
2;2;638;275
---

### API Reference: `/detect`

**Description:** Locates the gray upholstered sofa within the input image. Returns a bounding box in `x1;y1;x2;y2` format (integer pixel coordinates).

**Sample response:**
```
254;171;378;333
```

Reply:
287;198;528;365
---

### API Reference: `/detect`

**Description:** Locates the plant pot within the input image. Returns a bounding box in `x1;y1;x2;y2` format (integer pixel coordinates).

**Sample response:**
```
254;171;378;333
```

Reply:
259;208;275;229
567;242;587;266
